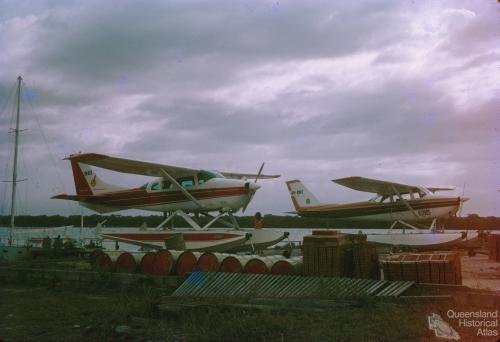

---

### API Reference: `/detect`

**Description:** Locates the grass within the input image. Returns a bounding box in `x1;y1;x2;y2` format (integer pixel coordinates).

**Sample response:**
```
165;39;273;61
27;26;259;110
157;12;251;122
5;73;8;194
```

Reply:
0;283;452;342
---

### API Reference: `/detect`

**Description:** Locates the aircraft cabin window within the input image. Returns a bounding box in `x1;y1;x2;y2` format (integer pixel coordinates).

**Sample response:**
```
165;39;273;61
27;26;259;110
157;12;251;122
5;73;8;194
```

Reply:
197;170;223;184
151;182;161;191
177;177;195;187
162;181;172;190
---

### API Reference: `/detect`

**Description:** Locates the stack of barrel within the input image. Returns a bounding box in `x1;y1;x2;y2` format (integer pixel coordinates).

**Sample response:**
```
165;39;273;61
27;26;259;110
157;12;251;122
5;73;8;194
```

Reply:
381;252;462;285
89;249;303;276
302;230;379;279
89;249;183;275
488;232;500;262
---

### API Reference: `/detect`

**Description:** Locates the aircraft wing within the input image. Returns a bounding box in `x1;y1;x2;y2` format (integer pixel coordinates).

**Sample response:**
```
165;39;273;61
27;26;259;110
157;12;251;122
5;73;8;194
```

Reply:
66;153;199;178
332;176;421;195
221;172;280;180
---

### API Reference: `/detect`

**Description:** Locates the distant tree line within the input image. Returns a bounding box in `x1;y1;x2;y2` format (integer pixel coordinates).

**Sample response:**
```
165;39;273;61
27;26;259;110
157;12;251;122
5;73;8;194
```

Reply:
1;214;499;230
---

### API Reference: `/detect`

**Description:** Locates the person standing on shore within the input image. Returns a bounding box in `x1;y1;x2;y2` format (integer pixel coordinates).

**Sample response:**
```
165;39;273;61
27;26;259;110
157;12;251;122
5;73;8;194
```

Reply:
254;212;264;229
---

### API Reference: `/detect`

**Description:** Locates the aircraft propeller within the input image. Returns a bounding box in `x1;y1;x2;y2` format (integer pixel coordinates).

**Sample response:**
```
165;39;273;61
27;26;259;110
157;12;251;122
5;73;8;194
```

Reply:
242;162;265;213
254;162;265;183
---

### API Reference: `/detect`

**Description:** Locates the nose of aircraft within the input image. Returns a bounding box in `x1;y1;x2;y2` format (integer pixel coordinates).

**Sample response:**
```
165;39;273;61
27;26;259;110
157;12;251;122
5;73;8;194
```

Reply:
245;181;260;191
242;182;261;213
248;182;261;191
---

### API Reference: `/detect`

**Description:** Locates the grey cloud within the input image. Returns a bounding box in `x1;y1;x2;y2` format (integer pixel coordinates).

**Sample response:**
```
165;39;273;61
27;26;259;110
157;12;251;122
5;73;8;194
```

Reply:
0;0;498;216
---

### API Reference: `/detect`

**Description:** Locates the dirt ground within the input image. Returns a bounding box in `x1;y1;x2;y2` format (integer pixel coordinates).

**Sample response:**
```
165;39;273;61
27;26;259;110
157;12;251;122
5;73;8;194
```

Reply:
461;254;500;291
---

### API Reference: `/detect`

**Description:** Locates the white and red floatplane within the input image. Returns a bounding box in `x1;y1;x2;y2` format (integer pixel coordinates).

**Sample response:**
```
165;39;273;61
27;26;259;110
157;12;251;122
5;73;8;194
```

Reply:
52;153;288;252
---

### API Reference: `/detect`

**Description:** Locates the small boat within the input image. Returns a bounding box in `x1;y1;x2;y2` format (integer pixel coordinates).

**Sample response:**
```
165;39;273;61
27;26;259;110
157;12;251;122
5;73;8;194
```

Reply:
100;231;250;252
99;228;288;253
228;229;288;252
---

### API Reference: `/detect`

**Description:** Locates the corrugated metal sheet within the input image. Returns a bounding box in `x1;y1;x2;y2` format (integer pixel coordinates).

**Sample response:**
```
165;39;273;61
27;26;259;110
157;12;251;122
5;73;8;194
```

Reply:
172;272;414;298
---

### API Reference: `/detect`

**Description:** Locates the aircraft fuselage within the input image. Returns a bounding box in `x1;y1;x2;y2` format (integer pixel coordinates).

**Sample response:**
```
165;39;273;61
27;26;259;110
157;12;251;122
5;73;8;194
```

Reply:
295;197;461;223
79;178;256;213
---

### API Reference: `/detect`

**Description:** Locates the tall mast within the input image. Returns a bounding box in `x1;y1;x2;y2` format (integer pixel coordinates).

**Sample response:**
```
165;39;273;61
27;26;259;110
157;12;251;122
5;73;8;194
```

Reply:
9;76;22;246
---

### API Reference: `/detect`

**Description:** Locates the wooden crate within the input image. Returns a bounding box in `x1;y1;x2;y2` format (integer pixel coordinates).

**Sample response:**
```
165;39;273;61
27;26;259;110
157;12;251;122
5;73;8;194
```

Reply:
347;242;380;279
303;233;350;277
381;252;462;285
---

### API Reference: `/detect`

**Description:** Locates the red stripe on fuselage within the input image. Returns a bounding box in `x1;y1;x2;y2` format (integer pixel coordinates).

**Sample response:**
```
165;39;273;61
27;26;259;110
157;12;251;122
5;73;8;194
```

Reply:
83;186;248;207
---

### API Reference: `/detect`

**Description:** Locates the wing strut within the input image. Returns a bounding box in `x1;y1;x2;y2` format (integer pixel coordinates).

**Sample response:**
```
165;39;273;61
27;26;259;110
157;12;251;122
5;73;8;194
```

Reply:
391;184;419;219
160;168;204;208
201;212;241;230
154;209;241;231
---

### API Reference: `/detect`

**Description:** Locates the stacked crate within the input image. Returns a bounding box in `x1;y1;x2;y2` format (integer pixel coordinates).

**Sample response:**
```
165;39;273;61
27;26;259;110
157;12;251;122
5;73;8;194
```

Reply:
302;230;350;277
488;232;500;262
382;252;462;285
345;234;380;280
442;252;462;285
302;230;380;279
416;254;432;283
381;254;404;281
400;254;420;282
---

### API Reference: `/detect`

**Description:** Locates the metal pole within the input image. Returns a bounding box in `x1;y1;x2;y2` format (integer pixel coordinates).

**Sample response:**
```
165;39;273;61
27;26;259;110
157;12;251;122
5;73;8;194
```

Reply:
9;76;22;246
80;210;84;247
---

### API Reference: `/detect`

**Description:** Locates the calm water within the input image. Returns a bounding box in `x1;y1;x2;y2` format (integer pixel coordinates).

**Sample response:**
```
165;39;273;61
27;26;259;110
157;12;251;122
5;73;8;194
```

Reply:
0;226;438;252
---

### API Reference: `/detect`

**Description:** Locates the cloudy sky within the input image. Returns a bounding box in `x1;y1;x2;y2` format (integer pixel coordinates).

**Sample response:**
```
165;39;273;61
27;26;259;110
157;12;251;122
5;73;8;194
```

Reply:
0;0;498;218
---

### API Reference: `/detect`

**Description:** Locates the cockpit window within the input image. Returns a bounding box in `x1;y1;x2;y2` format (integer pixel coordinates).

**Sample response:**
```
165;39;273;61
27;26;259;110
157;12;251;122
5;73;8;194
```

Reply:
197;170;224;184
369;195;384;203
139;183;148;190
177;177;195;187
369;195;393;203
151;182;161;191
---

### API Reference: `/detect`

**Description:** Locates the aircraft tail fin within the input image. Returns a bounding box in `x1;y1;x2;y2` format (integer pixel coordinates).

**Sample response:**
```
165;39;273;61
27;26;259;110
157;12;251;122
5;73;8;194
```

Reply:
69;159;123;195
286;180;320;211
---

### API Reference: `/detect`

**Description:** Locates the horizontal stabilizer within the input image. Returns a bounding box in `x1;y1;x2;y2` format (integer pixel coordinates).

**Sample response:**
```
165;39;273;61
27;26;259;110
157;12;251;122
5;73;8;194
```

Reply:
51;194;94;201
52;193;120;213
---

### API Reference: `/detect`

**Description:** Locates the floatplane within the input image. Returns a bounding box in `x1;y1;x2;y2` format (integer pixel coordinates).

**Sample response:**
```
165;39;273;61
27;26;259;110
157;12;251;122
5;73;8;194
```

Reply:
52;153;288;252
286;177;474;250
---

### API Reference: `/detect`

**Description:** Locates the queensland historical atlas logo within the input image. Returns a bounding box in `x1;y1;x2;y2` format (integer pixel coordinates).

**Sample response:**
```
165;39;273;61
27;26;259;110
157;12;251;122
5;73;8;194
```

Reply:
428;310;499;339
428;313;460;340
